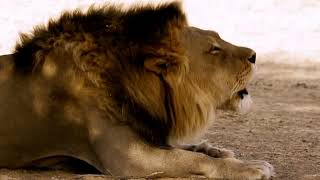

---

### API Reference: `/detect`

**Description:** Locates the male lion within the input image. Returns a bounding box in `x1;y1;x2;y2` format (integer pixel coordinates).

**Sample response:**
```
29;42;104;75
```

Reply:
0;2;274;179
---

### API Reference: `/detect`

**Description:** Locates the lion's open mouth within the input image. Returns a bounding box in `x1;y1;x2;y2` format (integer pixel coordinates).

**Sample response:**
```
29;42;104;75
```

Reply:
237;88;249;99
236;88;252;114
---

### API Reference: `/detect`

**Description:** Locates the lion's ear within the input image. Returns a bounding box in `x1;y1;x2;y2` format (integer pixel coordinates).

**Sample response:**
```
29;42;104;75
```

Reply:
144;58;169;75
144;56;188;83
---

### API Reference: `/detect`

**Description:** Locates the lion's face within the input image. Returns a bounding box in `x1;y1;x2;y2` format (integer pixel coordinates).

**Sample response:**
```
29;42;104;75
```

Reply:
123;25;258;144
182;27;256;114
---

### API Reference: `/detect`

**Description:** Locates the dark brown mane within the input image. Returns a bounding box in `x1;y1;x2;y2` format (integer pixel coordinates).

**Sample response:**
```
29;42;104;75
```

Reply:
12;2;188;146
13;2;187;74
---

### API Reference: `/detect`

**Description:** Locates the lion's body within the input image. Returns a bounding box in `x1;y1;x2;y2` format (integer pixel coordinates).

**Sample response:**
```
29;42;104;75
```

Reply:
0;54;100;170
0;2;274;179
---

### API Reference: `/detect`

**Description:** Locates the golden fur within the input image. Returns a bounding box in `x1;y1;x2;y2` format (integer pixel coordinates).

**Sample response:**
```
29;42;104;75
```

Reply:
0;2;274;179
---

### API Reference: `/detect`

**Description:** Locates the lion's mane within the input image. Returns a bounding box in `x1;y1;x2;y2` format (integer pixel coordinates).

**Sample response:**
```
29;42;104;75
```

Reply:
13;2;211;146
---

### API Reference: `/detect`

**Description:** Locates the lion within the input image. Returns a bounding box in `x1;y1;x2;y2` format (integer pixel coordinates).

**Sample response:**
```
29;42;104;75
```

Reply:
0;2;274;179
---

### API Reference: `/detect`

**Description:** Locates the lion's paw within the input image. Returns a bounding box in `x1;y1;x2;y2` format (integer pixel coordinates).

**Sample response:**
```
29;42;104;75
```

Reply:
182;141;235;158
207;147;235;158
234;159;275;180
211;158;275;180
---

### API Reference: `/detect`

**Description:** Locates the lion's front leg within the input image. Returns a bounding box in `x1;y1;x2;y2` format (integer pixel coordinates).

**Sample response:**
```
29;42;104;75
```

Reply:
89;121;274;179
178;140;235;158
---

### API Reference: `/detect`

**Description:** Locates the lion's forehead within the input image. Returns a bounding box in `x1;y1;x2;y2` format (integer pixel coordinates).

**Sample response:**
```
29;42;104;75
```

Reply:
188;27;220;39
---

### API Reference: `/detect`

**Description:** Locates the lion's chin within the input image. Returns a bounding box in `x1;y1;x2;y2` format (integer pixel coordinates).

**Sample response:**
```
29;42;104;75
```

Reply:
219;88;253;114
236;89;253;114
233;88;253;114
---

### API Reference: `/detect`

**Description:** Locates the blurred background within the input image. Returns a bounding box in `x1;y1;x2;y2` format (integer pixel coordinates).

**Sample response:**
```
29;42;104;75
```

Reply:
1;0;320;63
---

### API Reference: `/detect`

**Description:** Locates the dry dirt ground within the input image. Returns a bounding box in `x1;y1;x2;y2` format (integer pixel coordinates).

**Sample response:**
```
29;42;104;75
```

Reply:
0;60;319;180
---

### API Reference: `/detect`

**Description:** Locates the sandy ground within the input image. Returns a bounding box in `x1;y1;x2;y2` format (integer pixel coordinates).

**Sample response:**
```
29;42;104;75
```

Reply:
214;61;320;180
0;59;319;180
0;0;319;180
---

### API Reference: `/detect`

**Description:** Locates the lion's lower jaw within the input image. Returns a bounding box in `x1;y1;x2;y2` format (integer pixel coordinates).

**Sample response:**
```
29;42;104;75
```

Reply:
252;64;258;77
236;94;253;114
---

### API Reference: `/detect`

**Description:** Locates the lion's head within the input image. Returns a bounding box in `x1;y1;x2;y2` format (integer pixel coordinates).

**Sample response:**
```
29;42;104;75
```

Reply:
141;27;256;145
173;26;256;143
13;1;256;147
120;6;256;145
182;27;256;114
120;15;256;145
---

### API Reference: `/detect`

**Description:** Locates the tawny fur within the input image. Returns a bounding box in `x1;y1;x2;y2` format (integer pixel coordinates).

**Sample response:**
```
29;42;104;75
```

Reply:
13;2;191;146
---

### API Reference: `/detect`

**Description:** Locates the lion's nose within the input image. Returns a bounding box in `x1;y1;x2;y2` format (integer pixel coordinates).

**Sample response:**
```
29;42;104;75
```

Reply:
248;52;256;64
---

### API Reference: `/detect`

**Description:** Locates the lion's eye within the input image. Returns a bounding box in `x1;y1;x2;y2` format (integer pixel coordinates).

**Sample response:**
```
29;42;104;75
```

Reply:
209;45;221;55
